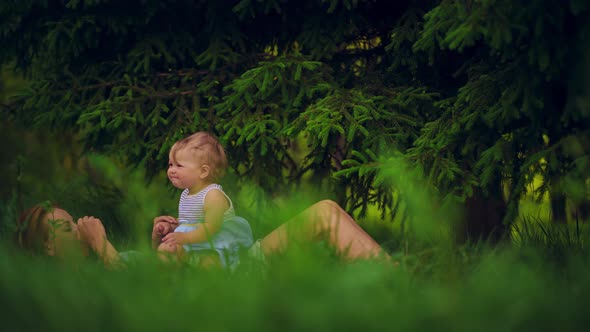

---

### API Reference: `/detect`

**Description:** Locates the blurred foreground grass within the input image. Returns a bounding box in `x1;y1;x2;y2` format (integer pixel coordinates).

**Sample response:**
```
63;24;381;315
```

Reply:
1;238;590;331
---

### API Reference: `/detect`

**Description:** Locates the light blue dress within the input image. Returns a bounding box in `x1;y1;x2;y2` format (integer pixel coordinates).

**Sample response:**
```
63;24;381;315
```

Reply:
174;184;253;268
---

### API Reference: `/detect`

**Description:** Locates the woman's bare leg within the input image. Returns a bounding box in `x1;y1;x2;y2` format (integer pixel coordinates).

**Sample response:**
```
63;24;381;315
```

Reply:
157;244;221;268
259;200;388;260
157;242;185;263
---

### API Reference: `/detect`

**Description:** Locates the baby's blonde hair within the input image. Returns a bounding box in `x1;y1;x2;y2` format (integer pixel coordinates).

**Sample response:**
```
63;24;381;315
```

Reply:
169;132;228;182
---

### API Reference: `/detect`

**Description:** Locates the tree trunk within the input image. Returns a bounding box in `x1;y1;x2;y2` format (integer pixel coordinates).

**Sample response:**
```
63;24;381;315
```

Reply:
548;167;568;223
571;200;590;223
458;185;508;243
550;191;567;224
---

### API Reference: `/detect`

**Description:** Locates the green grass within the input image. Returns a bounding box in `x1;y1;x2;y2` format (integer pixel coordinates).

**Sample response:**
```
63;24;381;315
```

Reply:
1;237;589;331
2;134;590;331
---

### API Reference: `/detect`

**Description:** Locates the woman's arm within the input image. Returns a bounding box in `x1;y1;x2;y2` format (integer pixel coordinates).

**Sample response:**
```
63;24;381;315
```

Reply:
76;216;121;268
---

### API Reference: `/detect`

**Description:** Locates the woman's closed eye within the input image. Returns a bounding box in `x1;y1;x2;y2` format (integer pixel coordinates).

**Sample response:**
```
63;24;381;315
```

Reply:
48;219;72;231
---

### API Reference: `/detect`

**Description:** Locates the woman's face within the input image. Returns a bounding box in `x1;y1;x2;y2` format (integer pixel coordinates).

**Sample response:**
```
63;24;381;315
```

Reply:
43;208;88;258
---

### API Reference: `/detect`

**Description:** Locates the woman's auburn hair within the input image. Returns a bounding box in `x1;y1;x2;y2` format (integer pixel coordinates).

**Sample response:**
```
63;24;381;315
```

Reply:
15;203;59;254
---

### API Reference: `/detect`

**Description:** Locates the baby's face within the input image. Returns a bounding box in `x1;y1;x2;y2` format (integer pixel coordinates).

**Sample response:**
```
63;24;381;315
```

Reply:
167;148;207;192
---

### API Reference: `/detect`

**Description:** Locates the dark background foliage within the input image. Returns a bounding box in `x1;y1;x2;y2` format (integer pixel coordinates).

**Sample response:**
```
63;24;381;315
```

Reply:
1;0;589;243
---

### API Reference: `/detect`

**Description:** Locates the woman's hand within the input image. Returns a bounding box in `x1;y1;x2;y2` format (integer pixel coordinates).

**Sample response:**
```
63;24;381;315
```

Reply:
77;216;107;253
76;216;120;268
152;222;173;239
153;215;178;226
151;216;178;249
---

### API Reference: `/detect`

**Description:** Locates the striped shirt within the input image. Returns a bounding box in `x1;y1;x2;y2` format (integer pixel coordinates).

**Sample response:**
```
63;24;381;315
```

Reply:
178;184;235;225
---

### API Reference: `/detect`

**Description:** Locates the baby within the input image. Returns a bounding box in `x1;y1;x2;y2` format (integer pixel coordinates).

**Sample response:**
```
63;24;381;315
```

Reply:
152;132;253;267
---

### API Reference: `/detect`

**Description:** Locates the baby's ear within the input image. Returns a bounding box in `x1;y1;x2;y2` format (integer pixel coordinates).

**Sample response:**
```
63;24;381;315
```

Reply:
200;164;210;179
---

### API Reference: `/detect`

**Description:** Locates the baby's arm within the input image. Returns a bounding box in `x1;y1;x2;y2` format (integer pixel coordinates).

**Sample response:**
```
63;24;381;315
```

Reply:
162;190;228;246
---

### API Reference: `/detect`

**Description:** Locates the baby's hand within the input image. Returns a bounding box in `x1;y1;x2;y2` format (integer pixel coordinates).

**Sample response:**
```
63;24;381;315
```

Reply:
161;232;188;246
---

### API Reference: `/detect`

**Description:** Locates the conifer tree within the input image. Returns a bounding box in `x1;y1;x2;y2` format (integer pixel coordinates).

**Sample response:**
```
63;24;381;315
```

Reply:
412;0;590;239
2;0;589;241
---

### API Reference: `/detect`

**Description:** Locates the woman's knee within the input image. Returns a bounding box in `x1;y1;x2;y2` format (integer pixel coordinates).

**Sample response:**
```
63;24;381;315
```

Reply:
319;200;345;215
313;200;344;229
317;199;341;209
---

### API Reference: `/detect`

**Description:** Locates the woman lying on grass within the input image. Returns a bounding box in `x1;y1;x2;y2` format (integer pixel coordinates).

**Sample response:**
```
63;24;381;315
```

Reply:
15;200;390;268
